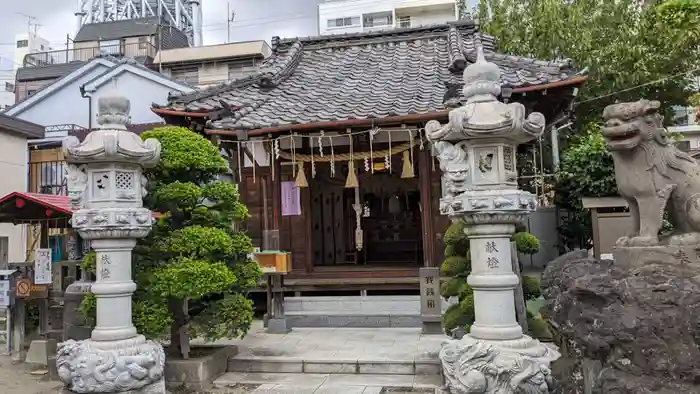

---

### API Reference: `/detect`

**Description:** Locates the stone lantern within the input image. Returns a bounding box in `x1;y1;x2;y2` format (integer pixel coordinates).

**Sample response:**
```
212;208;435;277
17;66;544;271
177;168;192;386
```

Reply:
56;94;166;394
426;45;559;394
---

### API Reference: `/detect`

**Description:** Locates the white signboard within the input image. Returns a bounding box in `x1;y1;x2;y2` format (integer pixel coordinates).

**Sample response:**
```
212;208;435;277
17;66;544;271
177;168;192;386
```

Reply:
0;280;10;307
34;248;52;285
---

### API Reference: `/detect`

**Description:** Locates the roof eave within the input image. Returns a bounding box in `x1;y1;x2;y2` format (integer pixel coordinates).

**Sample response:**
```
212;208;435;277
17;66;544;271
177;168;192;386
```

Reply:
0;114;45;139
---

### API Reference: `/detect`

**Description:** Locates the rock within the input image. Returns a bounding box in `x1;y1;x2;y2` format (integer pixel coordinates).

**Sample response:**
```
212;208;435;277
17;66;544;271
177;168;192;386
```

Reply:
541;247;700;393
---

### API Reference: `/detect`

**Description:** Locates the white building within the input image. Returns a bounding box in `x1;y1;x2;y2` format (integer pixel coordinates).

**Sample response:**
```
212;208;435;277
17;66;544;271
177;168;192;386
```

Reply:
669;105;700;154
4;56;194;144
318;0;458;35
13;32;51;70
0;81;13;111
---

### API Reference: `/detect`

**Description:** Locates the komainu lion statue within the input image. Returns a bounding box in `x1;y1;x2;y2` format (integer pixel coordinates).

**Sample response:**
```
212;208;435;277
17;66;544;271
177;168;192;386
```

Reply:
56;339;165;393
602;99;700;247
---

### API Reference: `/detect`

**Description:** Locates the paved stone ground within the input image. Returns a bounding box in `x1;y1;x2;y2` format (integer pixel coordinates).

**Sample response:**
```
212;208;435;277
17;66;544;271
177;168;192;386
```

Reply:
201;320;445;393
198;320;445;361
0;354;62;394
185;386;436;394
214;372;442;392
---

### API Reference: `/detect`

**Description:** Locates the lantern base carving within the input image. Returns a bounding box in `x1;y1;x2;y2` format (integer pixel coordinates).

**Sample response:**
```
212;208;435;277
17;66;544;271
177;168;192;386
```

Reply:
56;336;166;394
72;207;155;240
439;334;560;394
439;189;537;217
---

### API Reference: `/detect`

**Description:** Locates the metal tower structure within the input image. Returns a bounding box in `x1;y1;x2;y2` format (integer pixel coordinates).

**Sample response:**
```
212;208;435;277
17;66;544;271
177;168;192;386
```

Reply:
74;0;203;46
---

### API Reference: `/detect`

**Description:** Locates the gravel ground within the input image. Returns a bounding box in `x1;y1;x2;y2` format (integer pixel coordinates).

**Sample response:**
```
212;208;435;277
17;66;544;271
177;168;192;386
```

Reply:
0;355;62;394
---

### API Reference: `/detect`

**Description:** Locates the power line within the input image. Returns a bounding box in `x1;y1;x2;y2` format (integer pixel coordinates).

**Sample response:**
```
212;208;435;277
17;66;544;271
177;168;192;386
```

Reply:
575;67;700;105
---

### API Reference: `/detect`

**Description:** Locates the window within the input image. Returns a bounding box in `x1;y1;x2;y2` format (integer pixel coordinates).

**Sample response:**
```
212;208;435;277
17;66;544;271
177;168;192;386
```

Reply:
327;16;361;28
363;12;393;28
672;106;691;126
228;58;258;80
4;82;14;93
40;44;45;50
398;16;411;28
170;64;199;85
98;39;122;55
16;40;28;48
27;89;37;96
39;161;67;195
138;37;150;50
676;140;691;152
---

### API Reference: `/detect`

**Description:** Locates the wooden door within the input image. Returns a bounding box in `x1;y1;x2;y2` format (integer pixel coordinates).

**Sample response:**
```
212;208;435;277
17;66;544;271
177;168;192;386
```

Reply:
310;171;346;266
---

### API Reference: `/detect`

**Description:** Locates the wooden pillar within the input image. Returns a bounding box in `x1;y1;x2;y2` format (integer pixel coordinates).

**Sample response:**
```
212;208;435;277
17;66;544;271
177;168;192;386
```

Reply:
296;134;314;274
419;147;436;267
271;155;281;234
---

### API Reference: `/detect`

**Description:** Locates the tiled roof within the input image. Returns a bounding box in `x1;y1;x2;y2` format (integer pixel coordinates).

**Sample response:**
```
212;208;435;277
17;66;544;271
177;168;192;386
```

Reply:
155;20;586;131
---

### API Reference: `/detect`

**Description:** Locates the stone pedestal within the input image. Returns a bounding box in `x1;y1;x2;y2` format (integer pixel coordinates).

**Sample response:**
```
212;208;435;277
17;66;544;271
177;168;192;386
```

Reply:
426;43;559;393
55;94;165;394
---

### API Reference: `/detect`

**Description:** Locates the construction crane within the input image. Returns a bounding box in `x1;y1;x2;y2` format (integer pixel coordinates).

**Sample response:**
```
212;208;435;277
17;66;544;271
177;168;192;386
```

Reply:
74;0;203;46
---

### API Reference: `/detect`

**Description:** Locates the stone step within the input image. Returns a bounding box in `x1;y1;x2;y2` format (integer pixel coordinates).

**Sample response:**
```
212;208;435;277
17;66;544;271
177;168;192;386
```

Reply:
285;296;421;315
283;296;453;328
285;313;421;328
214;372;443;392
228;355;441;376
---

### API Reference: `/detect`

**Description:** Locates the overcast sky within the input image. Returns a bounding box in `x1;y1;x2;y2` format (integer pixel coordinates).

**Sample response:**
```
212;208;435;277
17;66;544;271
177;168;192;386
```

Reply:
0;0;321;73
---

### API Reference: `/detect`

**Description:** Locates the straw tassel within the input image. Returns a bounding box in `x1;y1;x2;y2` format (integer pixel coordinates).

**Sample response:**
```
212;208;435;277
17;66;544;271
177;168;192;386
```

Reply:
295;162;308;187
345;132;358;188
401;150;414;178
345;161;359;188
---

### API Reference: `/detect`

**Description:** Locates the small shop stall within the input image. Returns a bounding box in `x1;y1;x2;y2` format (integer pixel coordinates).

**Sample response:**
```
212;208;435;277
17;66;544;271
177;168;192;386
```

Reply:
0;192;91;354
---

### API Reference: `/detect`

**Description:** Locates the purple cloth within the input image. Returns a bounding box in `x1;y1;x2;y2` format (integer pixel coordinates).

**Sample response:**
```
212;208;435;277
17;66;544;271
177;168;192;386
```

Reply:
281;181;301;216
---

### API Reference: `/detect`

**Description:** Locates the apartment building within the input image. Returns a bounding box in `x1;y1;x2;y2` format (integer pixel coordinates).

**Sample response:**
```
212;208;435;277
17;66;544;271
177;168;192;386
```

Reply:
155;40;272;88
318;0;458;35
14;17;190;104
13;32;51;72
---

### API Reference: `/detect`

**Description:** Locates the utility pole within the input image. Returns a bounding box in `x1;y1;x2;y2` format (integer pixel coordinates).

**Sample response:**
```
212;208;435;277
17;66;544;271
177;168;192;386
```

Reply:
17;12;38;38
227;3;236;44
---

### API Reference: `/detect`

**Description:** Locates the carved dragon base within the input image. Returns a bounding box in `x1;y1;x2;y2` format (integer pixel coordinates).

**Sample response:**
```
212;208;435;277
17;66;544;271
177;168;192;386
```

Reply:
439;335;560;394
56;335;166;394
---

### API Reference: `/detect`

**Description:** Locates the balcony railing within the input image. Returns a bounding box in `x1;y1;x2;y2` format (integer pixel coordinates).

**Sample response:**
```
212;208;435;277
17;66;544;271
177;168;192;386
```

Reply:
23;42;157;68
29;149;67;196
671;106;700;127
